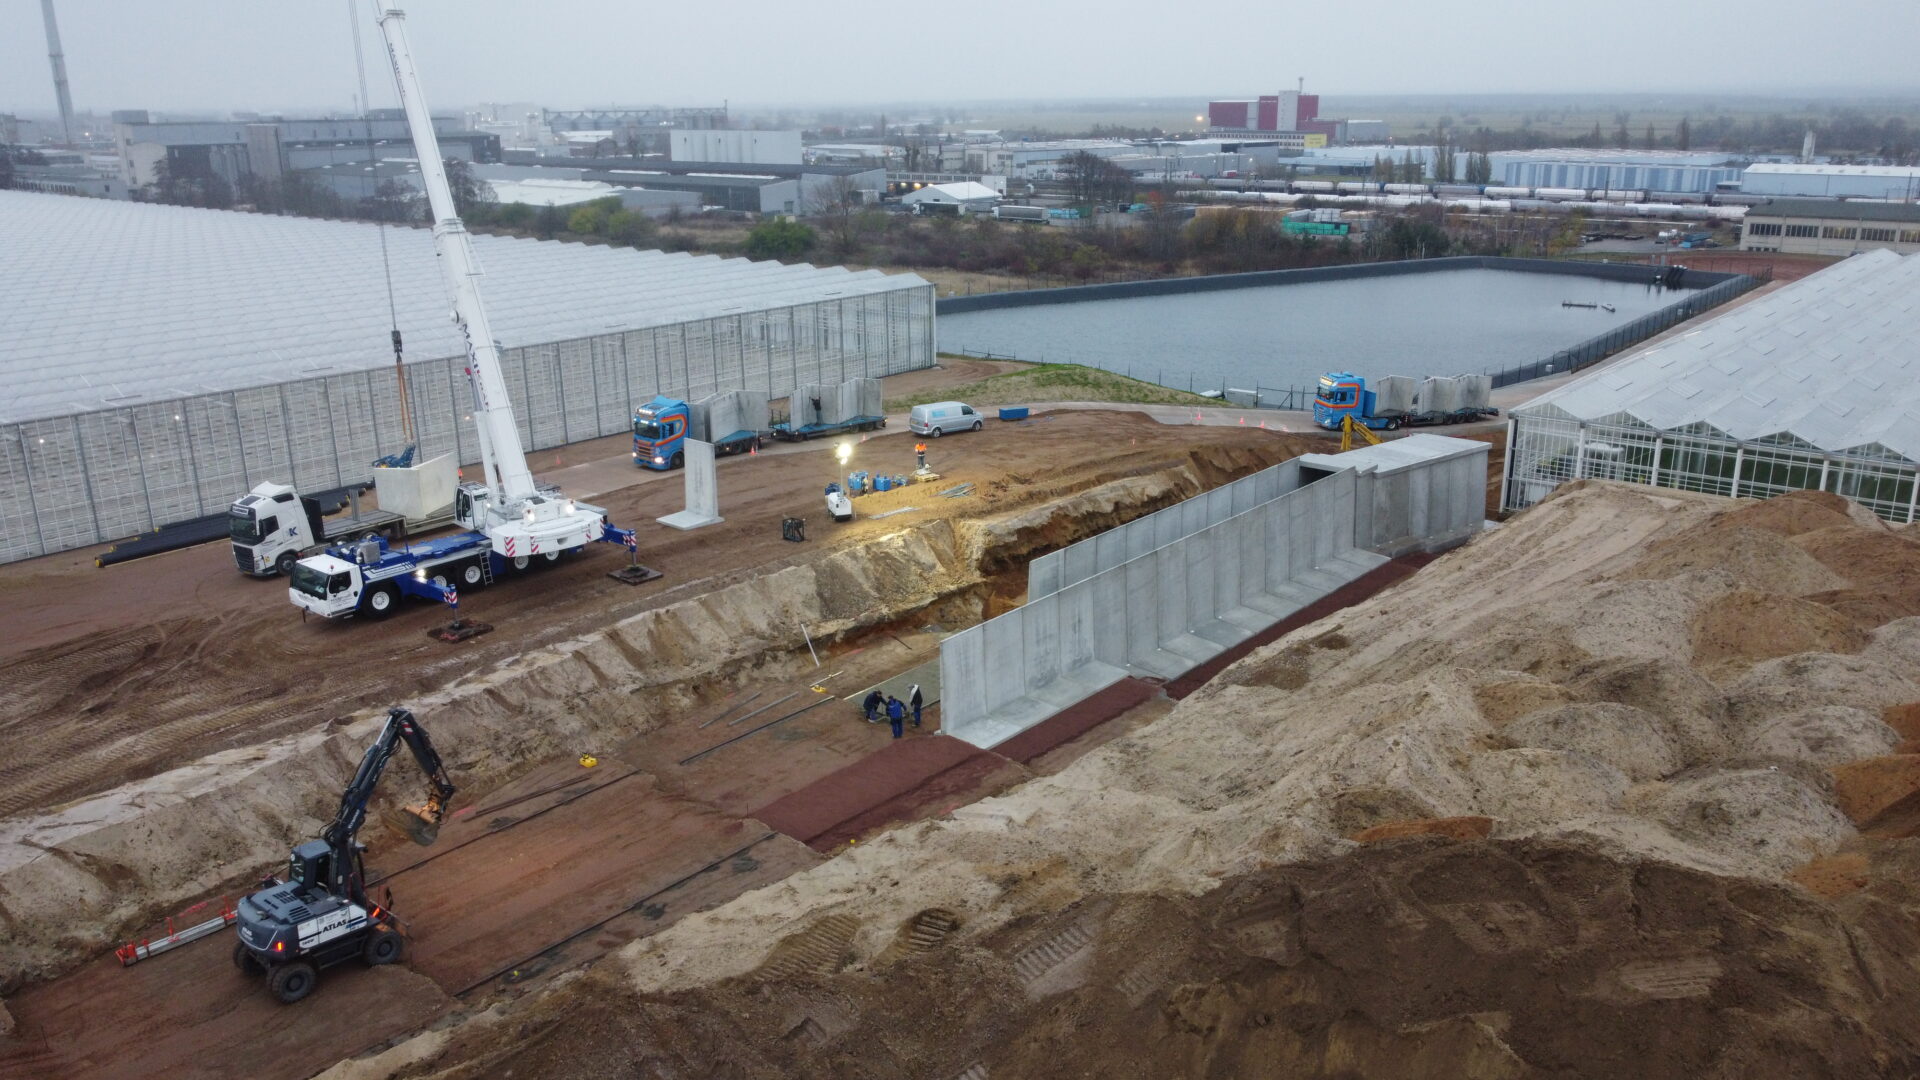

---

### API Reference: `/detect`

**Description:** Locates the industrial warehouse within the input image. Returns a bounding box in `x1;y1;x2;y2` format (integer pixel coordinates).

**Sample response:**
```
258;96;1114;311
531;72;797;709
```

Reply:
0;188;933;563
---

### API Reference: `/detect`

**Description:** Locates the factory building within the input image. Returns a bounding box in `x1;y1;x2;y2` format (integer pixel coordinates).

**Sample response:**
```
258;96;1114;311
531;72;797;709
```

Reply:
0;190;934;564
1485;150;1744;194
1740;163;1920;201
669;129;802;166
962;140;1132;179
1206;87;1356;142
901;181;1001;215
1503;250;1920;523
111;111;498;189
502;155;885;211
1740;198;1920;256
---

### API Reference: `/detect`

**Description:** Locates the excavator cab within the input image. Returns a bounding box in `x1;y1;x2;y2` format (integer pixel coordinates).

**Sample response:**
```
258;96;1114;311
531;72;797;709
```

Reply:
287;839;334;895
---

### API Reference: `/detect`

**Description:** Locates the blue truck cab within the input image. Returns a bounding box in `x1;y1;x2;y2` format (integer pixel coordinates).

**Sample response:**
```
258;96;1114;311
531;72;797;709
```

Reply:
1314;372;1378;430
633;396;690;471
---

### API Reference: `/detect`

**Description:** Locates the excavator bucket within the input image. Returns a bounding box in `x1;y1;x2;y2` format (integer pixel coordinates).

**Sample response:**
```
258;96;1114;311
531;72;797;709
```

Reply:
387;803;444;846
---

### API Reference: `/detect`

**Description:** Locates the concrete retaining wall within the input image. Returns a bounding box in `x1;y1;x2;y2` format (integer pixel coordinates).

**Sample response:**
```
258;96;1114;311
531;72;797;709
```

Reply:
943;468;1387;748
949;435;1490;749
1029;459;1304;599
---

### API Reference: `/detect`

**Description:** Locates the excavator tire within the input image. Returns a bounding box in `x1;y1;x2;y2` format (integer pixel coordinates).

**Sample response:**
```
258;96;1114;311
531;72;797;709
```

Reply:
233;941;264;975
363;927;404;966
268;960;317;1004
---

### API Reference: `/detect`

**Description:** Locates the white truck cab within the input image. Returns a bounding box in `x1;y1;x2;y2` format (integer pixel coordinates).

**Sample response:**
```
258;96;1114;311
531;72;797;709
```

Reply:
288;554;367;619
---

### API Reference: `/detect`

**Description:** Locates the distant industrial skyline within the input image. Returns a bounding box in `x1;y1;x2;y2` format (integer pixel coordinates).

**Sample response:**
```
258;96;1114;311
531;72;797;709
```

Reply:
4;0;1918;116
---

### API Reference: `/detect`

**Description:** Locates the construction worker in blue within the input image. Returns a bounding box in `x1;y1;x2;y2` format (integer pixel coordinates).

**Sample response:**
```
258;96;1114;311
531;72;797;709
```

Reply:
908;684;924;728
862;689;885;723
885;694;906;739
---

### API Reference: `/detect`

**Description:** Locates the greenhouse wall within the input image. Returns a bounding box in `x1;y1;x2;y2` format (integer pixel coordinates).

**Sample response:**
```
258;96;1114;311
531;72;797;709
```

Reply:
0;286;934;563
1501;411;1920;523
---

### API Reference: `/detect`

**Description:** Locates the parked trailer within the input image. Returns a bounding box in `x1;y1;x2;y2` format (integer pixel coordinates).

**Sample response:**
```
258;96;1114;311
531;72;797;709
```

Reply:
770;415;886;441
992;204;1049;223
1311;372;1497;432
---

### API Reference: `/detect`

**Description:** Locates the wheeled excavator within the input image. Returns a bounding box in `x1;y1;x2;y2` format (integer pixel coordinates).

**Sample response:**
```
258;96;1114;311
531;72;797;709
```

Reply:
232;707;455;1003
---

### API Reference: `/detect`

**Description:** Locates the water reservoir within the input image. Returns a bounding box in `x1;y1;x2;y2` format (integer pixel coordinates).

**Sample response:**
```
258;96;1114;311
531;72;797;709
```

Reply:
939;267;1698;394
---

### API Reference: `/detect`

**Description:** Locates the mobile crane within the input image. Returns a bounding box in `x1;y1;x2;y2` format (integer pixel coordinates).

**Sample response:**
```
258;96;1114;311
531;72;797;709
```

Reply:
286;5;644;620
233;707;455;1003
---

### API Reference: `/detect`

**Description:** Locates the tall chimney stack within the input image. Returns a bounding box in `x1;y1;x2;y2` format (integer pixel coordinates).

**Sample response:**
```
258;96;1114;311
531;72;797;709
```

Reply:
40;0;77;145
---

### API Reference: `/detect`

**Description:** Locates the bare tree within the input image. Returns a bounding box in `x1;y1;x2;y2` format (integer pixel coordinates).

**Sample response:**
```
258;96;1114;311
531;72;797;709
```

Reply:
805;173;872;258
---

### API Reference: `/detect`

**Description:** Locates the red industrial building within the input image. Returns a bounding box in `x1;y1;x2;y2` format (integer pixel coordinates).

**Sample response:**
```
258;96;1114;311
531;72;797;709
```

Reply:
1206;88;1343;141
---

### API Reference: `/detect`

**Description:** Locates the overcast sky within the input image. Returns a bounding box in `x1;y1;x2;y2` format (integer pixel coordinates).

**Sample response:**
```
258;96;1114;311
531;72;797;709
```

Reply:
4;0;1917;116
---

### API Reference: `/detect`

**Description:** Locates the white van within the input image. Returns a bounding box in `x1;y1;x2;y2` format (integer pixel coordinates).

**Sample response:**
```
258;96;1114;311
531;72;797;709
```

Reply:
909;401;982;437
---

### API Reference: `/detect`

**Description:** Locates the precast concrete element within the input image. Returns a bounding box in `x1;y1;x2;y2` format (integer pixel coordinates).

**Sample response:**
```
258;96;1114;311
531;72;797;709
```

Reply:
955;435;1489;749
1293;434;1488;558
691;390;770;443
942;468;1387;749
1029;459;1305;599
789;378;883;428
656;439;723;530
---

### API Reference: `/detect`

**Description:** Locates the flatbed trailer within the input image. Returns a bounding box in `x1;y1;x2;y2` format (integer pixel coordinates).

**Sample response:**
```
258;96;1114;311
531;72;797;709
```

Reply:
768;415;886;442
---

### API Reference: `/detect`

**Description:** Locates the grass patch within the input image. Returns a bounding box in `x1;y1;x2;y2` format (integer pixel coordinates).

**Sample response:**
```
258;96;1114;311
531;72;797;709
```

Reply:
885;362;1212;412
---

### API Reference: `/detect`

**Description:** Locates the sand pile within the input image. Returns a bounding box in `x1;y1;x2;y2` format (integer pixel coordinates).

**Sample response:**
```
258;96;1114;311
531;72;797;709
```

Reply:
342;838;1920;1080
319;482;1920;1078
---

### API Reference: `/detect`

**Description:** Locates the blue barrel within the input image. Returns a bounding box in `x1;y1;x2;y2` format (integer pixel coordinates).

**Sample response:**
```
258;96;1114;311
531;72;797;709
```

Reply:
875;474;891;492
998;406;1030;421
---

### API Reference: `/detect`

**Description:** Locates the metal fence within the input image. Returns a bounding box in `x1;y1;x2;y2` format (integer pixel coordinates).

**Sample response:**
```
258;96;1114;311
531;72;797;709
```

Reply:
1486;270;1770;388
0;287;934;564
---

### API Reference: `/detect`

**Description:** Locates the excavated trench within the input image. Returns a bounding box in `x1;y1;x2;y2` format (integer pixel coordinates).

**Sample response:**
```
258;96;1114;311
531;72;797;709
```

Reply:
0;442;1293;993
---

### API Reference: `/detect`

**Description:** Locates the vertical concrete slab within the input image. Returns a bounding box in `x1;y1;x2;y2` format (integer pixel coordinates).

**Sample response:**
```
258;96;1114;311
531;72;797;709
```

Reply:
938;626;989;740
656;439;724;530
1059;580;1096;670
1029;551;1061;600
1126;555;1162;663
1092;568;1130;666
982;615;1028;714
1023;592;1062;690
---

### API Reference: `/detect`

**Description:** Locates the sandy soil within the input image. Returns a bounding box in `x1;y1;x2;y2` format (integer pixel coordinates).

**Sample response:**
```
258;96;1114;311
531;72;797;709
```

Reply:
305;484;1920;1079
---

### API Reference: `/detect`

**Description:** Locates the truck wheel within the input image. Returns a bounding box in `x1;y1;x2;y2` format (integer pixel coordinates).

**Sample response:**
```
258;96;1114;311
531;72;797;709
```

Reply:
268;961;317;1004
543;550;561;564
1385;418;1401;431
274;551;298;577
671;452;684;470
930;426;943;438
365;584;398;618
461;562;485;588
363;927;403;966
233;941;264;975
512;555;530;571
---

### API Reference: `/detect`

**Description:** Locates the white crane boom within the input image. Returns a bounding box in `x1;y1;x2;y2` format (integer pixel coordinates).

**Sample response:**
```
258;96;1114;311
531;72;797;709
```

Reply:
372;6;608;562
374;6;531;501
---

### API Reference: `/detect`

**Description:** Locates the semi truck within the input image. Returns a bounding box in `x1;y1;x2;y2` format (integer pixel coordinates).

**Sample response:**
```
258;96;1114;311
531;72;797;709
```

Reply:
1313;372;1498;432
232;456;457;576
632;393;765;470
288;5;638;620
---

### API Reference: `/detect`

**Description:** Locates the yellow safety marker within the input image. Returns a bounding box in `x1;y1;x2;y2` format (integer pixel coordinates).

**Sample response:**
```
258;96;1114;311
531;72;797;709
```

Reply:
579;754;599;768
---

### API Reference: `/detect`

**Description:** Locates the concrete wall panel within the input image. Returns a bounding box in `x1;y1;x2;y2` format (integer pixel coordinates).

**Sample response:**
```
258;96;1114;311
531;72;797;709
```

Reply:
982;615;1028;714
1023;592;1062;690
1092;568;1130;666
